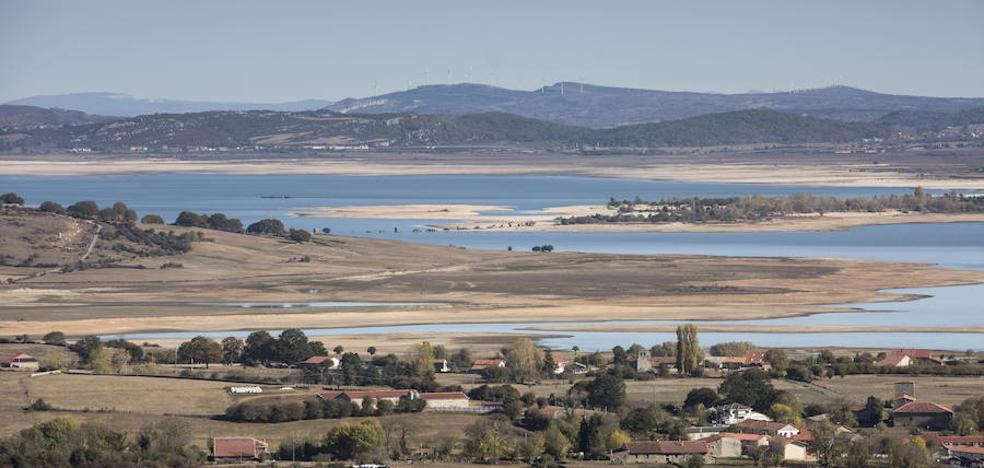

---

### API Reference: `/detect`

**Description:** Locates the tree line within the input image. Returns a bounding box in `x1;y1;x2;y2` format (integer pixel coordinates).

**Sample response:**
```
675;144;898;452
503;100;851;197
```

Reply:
558;189;984;225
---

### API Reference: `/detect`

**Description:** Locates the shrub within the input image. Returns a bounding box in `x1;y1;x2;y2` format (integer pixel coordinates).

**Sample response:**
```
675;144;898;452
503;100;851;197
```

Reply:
141;214;165;224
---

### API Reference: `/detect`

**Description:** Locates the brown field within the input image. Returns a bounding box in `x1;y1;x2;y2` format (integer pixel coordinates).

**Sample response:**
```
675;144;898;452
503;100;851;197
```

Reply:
2;213;982;338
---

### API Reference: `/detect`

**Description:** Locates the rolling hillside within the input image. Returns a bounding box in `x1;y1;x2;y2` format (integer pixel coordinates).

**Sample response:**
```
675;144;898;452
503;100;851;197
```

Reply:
0;108;888;151
326;83;984;128
0;105;113;130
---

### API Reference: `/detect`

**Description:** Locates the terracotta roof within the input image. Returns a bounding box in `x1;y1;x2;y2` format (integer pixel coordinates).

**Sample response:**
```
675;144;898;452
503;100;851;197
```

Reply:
419;392;468;400
893;401;954;415
1;353;36;365
743;349;768;365
212;437;268;458
718;432;769;442
300;355;336;365
876;352;910;367
738;420;795;433
339;389;415;400
937;435;984;446
471;359;504;368
620;440;708;455
315;391;342;400
894;394;917;402
946;444;984;455
893;349;934;359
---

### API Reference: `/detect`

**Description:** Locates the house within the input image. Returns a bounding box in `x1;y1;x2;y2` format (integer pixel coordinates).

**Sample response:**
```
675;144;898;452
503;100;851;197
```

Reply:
469;359;506;372
611;440;709;465
737;419;800;438
334;389;418;408
1;353;40;371
713;403;771;425
432;359;450;373
891;401;954;430
299;355;340;370
876;350;943;367
687;425;731;440
212;437;269;461
633;350;677;373
704;349;770;371
771;438;811;461
702;434;743;458
553;360;589;375
420;392;470;410
942;444;984;467
719;432;770;450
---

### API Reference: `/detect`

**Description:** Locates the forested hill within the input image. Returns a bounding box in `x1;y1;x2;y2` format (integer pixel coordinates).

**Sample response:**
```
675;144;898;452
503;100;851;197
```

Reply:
0;104;113;130
1;108;888;152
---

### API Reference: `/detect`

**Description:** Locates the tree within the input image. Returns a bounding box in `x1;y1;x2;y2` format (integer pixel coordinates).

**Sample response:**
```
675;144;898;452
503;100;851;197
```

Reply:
221;337;244;364
141;214;165;224
586;373;625;411
719;368;777;412
333;345;344;355
243;331;275;364
764;349;789;374
67;200;99;219
464;415;515;463
506;337;543;384
410;341;435;378
366;346;377;356
543;424;571;459
275;328;314;364
769;403;802;427
888;438;931;468
517;433;545;462
173;211;208;227
69;335;103;364
288;228;311;243
675;324;700;375
42;331;66;346
684;387;719;409
323;419;385;461
0;192;24;205
176;336;222;368
39;201;65;214
246;218;285;236
606;430;631;451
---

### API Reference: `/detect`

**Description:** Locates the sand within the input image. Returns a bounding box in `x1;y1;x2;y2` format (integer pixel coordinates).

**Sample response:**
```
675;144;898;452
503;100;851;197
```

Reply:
2;153;983;189
296;204;984;233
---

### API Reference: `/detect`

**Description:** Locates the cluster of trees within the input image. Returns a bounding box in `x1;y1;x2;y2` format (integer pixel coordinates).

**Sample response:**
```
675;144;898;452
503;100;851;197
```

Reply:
173;211;244;233
171;329;326;368
0;417;203;468
274;420;387;463
559;189;984;225
38;199;139;224
530;244;554;252
480;338;563;384
225;394;426;423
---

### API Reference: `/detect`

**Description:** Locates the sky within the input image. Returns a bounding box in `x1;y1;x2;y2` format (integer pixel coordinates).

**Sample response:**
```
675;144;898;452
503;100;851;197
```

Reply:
1;0;983;103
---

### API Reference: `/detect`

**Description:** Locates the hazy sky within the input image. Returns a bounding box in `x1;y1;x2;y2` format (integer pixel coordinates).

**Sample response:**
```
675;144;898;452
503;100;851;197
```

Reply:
2;0;983;102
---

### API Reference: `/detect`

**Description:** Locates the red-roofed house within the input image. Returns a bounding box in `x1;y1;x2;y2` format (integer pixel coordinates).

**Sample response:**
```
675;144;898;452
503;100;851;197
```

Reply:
470;359;506;372
420;391;470;410
299;355;340;369
892;401;953;430
738;419;800;438
876;350;943;367
1;353;39;371
942;444;984;465
212;437;269;461
612;440;709;465
701;434;742;458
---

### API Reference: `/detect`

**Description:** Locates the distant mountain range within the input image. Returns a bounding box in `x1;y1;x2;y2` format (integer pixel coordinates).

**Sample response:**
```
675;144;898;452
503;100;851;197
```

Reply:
0;105;113;130
8;84;984;129
325;83;984;128
1;108;892;151
4;92;334;117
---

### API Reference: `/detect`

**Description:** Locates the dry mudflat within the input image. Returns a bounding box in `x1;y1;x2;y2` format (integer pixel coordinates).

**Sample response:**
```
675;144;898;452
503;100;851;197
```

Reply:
1;216;982;338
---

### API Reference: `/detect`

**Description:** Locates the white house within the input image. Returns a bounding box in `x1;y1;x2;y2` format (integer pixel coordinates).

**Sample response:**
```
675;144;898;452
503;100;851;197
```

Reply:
553;360;589;375
1;353;40;371
713;403;771;425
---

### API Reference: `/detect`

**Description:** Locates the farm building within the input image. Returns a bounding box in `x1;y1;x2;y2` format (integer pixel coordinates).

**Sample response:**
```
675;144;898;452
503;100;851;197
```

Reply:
611;440;709;465
420;391;470;410
737;419;800;438
299;355;340;369
892;401;954;430
1;353;40;371
212;437;269;461
469;359;506;372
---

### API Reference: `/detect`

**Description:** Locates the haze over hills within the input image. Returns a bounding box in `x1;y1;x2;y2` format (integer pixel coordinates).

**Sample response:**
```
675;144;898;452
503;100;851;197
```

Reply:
0;104;114;130
0;108;890;152
325;83;984;128
4;92;334;117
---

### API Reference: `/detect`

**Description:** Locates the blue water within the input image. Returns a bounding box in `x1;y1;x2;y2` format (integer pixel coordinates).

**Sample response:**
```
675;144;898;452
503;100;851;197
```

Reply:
4;173;983;350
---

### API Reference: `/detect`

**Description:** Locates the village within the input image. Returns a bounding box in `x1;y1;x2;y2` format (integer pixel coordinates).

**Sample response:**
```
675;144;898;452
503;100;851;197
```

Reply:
2;328;983;467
